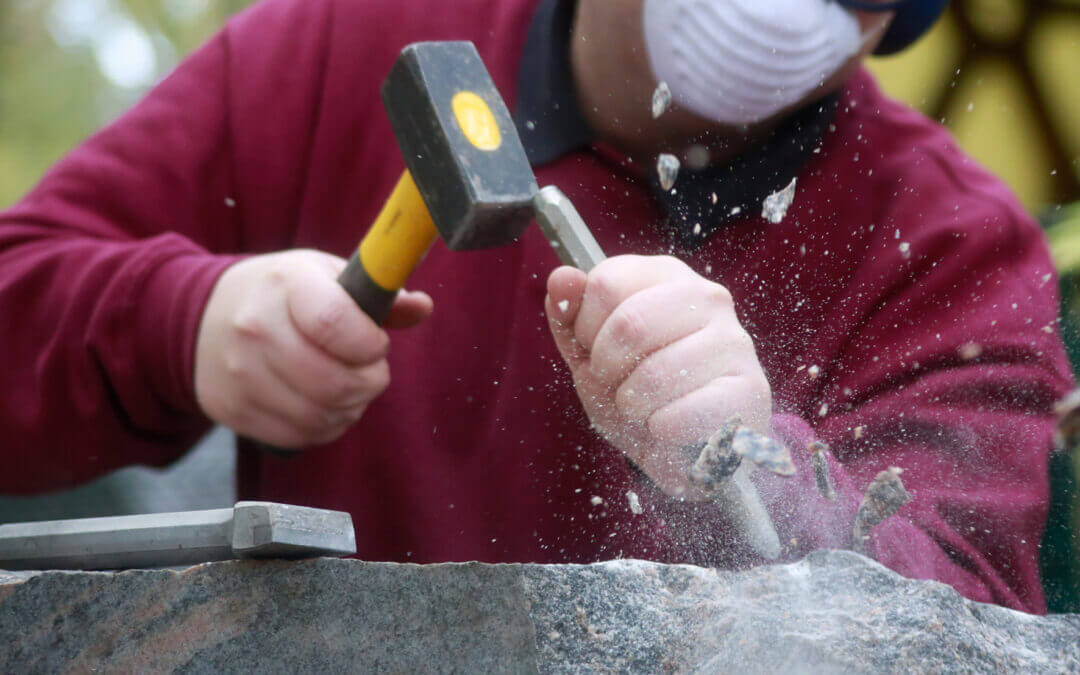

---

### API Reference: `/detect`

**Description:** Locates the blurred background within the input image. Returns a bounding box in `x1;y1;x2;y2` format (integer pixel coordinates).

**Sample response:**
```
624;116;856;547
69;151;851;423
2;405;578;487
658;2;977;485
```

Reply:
0;0;1077;606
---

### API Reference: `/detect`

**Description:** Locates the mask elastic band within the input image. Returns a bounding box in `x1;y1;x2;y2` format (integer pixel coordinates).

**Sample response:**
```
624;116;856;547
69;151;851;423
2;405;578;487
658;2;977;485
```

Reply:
833;0;909;11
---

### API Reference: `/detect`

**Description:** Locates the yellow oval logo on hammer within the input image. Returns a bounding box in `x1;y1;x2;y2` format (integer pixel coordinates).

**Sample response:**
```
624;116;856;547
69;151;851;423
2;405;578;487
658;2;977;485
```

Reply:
452;91;502;151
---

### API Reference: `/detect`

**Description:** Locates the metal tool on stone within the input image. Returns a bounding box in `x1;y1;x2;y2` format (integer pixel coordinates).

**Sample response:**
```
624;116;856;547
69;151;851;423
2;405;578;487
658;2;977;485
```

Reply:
0;501;355;570
688;417;794;559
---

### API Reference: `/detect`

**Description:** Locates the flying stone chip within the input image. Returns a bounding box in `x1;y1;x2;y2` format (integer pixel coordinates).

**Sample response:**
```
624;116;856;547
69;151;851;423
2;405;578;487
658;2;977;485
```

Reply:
761;177;797;224
689;416;797;492
651;81;672;119
808;440;836;501
656;153;680;192
731;427;796;476
852;466;910;554
688;417;743;492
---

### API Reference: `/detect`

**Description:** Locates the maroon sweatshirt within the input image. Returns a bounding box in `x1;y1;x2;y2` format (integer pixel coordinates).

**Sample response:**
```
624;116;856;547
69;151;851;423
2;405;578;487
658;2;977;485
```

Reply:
0;0;1071;613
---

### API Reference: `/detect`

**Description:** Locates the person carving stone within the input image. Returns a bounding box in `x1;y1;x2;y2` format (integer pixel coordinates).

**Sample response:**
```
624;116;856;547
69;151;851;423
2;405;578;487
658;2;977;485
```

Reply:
0;0;1070;614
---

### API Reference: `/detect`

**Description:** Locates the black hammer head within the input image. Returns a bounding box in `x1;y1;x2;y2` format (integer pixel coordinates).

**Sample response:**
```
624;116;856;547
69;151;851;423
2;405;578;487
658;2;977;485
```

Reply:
381;41;538;250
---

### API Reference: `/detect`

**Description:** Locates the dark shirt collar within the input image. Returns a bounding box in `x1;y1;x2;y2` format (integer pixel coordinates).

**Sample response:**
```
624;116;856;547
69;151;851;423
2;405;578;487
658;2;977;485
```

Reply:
514;0;839;248
514;0;591;166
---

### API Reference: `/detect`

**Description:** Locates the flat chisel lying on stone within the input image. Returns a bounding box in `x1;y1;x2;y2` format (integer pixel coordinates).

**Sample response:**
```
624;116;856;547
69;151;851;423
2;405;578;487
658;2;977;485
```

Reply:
0;501;356;570
533;186;783;560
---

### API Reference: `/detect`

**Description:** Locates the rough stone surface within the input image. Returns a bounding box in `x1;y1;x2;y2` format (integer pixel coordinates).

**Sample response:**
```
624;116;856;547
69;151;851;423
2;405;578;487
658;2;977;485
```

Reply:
1;550;1077;673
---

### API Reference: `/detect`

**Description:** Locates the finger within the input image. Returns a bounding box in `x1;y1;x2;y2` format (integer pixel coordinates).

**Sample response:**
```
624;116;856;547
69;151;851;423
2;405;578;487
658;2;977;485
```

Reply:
574;255;691;350
646;376;770;445
588;280;732;386
264;330;390;409
250;398;360;447
384;289;434;329
615;322;743;422
545;266;589;371
286;267;389;366
305;250;430;331
243;402;357;448
246;357;365;439
238;405;348;449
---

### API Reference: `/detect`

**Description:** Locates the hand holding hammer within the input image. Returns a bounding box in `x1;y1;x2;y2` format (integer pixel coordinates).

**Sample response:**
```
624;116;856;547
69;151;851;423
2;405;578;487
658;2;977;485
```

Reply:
194;42;537;449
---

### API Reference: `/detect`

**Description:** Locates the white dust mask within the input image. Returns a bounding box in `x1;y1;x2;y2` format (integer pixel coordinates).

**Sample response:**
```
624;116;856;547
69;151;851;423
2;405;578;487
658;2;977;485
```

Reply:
643;0;866;125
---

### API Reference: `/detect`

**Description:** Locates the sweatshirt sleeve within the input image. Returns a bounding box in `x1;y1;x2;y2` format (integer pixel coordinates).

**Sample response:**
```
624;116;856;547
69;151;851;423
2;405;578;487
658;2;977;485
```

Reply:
0;0;336;494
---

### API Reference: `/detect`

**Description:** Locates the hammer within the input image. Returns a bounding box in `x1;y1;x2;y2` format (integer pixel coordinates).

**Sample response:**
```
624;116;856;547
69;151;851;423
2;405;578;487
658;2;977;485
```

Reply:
339;41;601;318
333;41;781;559
337;41;538;321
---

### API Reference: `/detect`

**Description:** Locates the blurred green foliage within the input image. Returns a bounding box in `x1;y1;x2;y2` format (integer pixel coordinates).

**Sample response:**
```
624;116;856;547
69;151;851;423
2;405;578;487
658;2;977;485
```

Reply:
0;0;252;208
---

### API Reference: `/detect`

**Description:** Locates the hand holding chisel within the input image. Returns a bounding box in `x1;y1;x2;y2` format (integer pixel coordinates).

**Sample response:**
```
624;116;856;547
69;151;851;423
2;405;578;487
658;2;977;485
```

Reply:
536;189;784;559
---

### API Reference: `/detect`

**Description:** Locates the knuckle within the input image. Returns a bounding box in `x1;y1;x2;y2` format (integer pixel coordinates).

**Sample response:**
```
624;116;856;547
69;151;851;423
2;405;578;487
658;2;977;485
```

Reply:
231;311;267;340
297;403;337;434
607;301;651;349
368;329;391;360
326;372;361;404
587;256;640;302
615;381;647;419
265;266;288;286
306;298;350;347
586;268;620;308
733;328;758;353
705;281;733;306
621;361;661;410
368;361;391;393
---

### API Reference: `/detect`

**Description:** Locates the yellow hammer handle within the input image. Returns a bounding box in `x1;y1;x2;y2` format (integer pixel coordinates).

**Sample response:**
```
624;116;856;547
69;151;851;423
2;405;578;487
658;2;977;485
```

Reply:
338;170;438;324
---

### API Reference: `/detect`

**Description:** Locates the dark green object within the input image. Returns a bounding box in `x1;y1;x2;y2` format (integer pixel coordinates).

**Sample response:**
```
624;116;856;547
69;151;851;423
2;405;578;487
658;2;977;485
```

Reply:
1041;450;1080;613
1041;274;1080;613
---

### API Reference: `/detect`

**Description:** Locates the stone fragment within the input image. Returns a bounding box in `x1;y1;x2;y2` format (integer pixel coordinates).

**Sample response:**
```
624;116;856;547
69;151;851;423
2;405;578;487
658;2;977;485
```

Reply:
651;81;672;119
656;153;680;191
761;177;797;224
853;467;910;553
808;440;836;501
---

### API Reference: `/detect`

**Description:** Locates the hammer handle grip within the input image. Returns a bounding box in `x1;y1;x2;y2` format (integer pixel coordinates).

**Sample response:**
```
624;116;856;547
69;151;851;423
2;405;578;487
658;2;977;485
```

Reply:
253;257;396;455
254;170;436;455
337;253;398;325
339;170;438;324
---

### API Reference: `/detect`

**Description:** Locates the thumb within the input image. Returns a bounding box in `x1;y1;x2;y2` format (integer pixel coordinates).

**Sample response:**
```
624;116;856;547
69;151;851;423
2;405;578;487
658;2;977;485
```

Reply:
384;289;434;329
545;266;589;372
